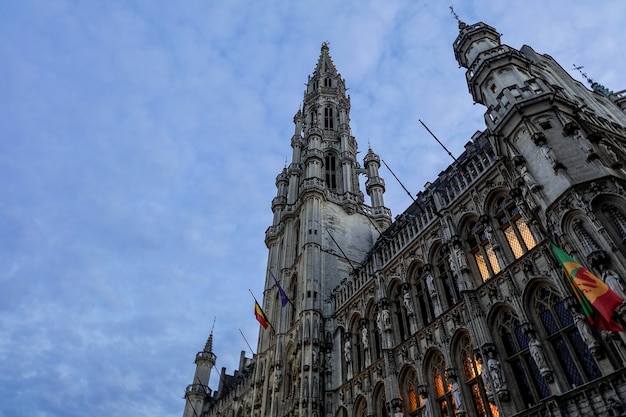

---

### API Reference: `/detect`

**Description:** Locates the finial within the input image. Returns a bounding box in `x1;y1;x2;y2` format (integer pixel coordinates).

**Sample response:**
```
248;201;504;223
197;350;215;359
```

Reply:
322;41;330;50
204;317;216;353
449;5;466;29
284;157;288;169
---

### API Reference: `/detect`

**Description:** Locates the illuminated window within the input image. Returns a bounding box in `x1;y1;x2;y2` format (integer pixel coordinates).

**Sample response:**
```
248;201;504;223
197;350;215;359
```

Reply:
495;197;536;259
431;354;456;416
468;221;500;281
460;335;499;417
404;368;419;412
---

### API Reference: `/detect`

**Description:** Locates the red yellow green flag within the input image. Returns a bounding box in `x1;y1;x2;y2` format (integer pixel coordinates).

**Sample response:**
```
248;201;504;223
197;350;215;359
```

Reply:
551;243;624;332
254;301;270;329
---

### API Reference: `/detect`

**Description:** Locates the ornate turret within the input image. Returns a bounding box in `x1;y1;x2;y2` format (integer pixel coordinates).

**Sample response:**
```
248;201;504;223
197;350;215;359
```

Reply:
183;332;216;417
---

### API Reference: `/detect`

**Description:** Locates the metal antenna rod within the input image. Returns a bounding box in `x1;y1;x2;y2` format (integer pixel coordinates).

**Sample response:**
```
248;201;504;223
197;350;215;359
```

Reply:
419;119;459;164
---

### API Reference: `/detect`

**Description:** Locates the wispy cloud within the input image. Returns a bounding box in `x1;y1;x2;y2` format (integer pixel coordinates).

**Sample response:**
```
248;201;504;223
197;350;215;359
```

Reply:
1;1;625;416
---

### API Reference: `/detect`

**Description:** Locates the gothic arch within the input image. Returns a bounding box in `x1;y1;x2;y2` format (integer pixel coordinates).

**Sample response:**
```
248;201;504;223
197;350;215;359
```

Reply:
429;242;460;311
523;281;602;389
372;382;389;417
450;330;498;417
591;193;626;258
347;312;364;372
423;347;457;417
488;304;550;409
408;261;435;326
561;209;606;263
388;279;411;342
335;406;348;417
288;273;298;325
364;299;381;360
324;150;342;193
398;364;420;415
353;394;368;417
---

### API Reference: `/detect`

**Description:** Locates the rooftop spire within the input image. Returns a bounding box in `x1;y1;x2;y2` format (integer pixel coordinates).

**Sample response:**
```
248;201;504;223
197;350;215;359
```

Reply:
314;41;338;76
203;318;215;353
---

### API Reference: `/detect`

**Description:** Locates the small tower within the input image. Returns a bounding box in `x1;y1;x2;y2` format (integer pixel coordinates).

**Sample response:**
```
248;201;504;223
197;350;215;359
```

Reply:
364;146;391;229
183;332;216;417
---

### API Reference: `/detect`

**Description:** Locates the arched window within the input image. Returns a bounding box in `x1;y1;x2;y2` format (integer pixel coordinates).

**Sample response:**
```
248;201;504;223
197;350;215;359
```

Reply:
496;309;549;407
288;275;298;325
392;284;411;342
431;353;456;416
324;77;332;87
435;247;460;309
415;266;435;326
324;106;334;129
373;386;389;417
402;367;420;414
325;153;337;191
533;285;601;387
593;198;626;256
468;220;500;281
494;197;536;259
459;334;499;417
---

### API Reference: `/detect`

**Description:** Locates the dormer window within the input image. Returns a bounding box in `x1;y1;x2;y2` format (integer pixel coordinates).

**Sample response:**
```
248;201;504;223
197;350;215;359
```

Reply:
324;77;332;87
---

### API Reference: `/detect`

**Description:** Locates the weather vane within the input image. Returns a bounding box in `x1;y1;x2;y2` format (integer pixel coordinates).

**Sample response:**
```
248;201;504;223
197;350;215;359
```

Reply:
573;64;590;82
449;5;465;27
449;5;459;21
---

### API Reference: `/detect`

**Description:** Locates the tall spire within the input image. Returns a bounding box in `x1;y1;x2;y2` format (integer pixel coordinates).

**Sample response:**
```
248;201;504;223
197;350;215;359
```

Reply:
203;331;213;353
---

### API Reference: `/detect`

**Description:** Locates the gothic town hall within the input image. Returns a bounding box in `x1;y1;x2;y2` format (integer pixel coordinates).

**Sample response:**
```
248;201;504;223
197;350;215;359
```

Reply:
182;17;626;417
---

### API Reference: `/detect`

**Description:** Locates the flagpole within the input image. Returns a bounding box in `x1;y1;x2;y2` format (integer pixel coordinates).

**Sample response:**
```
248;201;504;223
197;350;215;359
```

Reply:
326;229;358;272
239;328;256;355
269;269;295;307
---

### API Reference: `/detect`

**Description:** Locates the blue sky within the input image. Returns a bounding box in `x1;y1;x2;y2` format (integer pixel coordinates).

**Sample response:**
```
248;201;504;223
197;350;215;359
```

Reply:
1;1;625;416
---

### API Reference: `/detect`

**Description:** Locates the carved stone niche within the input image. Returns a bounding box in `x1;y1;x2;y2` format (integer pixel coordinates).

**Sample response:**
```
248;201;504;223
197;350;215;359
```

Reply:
586;249;609;270
587;131;604;143
531;131;547;146
562;121;579;136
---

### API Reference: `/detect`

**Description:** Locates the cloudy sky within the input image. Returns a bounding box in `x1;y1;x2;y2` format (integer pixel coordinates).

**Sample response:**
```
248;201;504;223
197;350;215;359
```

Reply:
1;1;625;416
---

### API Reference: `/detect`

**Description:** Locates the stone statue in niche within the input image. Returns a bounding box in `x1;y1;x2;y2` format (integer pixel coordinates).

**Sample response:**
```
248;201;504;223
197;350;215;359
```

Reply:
404;290;414;314
540;143;558;167
487;351;506;392
601;266;626;300
451;378;465;414
528;336;549;372
361;327;369;350
520;165;540;191
344;339;351;363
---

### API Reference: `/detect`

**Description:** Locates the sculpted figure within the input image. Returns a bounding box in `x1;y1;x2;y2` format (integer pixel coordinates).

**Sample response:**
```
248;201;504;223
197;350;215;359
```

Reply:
487;352;505;391
528;336;549;371
404;290;414;314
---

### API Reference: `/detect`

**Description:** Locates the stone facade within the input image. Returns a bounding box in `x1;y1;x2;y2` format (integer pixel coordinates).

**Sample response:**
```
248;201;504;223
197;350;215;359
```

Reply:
183;19;626;417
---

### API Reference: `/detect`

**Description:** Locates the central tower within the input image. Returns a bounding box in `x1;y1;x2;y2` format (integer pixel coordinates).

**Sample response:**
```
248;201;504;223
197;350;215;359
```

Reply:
257;42;392;417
